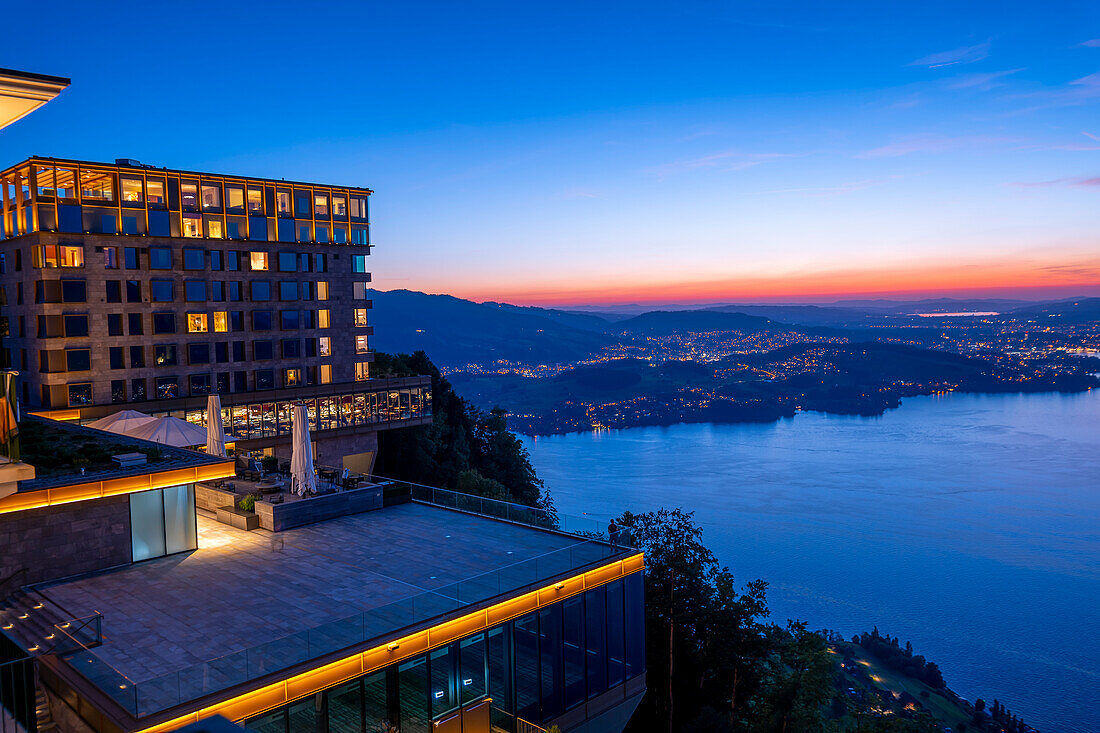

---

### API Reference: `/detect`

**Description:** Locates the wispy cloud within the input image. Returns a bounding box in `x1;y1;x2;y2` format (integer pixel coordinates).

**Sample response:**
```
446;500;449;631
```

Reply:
1080;39;1100;48
1084;131;1100;142
649;150;797;179
1010;176;1100;188
555;187;604;200
858;134;1017;159
1003;70;1100;113
751;178;896;196
909;42;990;68
947;68;1023;90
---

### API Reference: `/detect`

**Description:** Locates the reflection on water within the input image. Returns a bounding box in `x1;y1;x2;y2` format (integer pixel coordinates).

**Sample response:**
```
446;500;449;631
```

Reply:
524;391;1100;733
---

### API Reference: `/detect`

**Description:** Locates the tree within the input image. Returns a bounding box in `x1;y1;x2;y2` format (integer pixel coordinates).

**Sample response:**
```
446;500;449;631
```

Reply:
751;621;834;733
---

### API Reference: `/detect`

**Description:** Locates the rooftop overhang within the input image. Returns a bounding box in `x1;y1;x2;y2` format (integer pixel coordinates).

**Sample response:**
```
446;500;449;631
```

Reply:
0;68;70;131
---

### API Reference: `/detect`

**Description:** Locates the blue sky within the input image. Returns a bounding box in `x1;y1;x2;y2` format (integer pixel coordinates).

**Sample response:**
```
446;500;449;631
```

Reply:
3;1;1099;304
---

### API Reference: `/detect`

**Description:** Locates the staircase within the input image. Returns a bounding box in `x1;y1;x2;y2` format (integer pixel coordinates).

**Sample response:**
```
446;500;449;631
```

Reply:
33;686;57;732
0;590;100;656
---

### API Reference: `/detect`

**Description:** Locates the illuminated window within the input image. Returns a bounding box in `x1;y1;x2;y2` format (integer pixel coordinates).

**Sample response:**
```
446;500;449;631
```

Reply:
319;337;331;357
318;309;331;328
317;281;329;300
350;196;367;218
187;313;209;333
276;189;292;215
355;362;369;381
226;185;245;212
353;309;368;327
80;170;115;201
314;194;329;216
181;182;199;211
319;364;332;384
284;368;301;387
146;177;166;205
120;177;143;203
332;195;346;217
213;311;228;332
247;188;263;214
355;335;369;353
33;245;83;268
206;219;224;238
250;252;269;271
183;215;203;238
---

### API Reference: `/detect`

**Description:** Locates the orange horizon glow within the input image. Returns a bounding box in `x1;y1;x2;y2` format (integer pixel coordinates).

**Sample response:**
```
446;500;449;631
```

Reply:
431;255;1100;307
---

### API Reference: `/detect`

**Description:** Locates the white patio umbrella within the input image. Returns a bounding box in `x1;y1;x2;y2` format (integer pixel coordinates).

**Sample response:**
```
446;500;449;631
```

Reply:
290;403;316;497
86;409;156;434
205;394;227;457
125;416;208;447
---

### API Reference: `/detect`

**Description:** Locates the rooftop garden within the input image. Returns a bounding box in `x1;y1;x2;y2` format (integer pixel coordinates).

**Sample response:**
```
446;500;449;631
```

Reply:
18;418;163;479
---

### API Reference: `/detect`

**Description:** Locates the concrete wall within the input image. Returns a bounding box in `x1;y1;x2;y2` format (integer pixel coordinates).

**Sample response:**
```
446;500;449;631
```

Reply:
255;484;382;531
0;495;131;586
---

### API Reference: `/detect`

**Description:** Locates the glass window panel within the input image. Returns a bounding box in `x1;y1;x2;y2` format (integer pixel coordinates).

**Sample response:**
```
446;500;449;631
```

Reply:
399;656;429;733
244;708;286;733
146;177;166;206
460;633;487;706
276;189;292;215
606;579;626;687
585;588;607;699
130;489;166;562
80;169;115;201
201;183;221;209
563;595;586;709
327;679;363;732
625;572;646;679
182;214;202;238
488;625;512;714
162;485;196;555
514;612;539;721
287;695;320;732
181;181;199;210
247;187;264;214
120;177;143;203
430;645;457;717
540;605;563;718
364;670;389;733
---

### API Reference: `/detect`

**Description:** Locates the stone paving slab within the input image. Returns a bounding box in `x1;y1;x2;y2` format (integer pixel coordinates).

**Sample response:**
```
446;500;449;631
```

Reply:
41;503;607;686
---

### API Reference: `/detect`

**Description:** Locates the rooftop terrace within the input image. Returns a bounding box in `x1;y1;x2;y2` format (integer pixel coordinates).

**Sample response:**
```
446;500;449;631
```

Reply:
36;499;628;717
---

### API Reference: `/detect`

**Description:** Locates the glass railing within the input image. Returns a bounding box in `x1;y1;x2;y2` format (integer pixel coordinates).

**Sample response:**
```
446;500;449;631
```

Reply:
60;487;635;718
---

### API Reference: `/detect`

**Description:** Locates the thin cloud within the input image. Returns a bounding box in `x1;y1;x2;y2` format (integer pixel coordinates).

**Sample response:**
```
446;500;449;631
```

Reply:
1010;176;1100;188
1084;131;1100;142
751;178;894;196
858;134;1017;159
908;42;990;68
649;150;796;179
947;68;1023;90
1080;39;1100;48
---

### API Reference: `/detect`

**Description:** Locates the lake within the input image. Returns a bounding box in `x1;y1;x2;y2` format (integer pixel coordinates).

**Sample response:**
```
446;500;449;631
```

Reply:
522;390;1100;733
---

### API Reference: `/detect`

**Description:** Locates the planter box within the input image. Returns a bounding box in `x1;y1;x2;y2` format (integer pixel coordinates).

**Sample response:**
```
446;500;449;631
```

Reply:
255;484;383;532
215;505;260;531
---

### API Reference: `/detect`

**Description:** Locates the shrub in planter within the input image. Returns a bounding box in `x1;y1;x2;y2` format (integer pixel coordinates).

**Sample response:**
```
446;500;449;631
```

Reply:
238;494;257;512
261;455;278;472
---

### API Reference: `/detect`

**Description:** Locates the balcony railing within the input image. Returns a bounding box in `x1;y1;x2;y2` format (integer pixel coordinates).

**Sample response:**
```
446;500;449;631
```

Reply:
56;484;634;718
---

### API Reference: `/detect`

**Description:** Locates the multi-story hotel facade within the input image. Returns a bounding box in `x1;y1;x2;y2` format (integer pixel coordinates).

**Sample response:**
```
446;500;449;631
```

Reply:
0;156;431;471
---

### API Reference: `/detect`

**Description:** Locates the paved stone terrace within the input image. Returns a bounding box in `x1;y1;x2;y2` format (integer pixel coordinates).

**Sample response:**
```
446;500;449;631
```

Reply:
40;503;611;687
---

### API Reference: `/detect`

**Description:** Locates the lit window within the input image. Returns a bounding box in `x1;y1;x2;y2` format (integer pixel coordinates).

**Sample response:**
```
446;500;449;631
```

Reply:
354;362;369;381
181;182;199;210
355;335;369;353
187;314;209;333
350;196;367;218
247;188;263;214
318;309;331;328
276;189;292;215
353;309;368;327
314;194;329;216
146;178;166;205
250;252;269;271
213;311;228;333
80;170;115;201
206;219;223;238
319;337;331;357
332;195;346;217
226;186;245;211
201;184;221;209
284;368;301;387
317;281;329;300
183;215;203;238
33;245;83;268
120;177;143;203
320;364;333;384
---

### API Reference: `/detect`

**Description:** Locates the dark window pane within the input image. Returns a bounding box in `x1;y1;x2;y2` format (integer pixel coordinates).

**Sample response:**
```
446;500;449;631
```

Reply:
607;579;625;687
130;346;145;368
124;247;140;269
152;313;176;334
327;679;363;733
563;595;586;709
489;625;513;717
625;572;646;680
251;281;271;301
128;313;143;335
430;645;457;717
399;656;429;733
183;248;205;270
189;373;212;395
514;612;539;721
280;310;299;330
149;247;171;269
111;379;126;403
148;210;170;237
364;671;388;732
279;281;298;300
106;280;121;303
188;343;210;364
185;280;206;302
254;341;273;360
126;280;142;302
278;251;297;272
540;605;563;718
61;279;86;302
460;632;487;706
155;376;179;399
131;378;146;401
252;310;273;330
107;314;123;337
585;588;607;699
255;369;274;390
151;280;173;302
66;349;91;372
64;314;89;337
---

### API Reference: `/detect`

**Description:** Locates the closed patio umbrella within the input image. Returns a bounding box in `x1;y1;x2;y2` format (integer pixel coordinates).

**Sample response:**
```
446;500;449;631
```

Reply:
205;394;227;457
125;416;208;447
290;403;316;497
86;409;156;435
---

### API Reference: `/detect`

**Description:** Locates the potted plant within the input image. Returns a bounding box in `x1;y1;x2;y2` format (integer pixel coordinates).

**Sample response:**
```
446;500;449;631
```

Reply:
215;493;261;530
261;455;278;473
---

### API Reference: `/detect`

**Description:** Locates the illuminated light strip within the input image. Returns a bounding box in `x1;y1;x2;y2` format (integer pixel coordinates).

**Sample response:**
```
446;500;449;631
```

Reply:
29;408;82;422
135;553;645;733
0;461;235;515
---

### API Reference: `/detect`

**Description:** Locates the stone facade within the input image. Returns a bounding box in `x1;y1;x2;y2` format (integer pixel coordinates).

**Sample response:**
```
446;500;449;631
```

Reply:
0;495;131;586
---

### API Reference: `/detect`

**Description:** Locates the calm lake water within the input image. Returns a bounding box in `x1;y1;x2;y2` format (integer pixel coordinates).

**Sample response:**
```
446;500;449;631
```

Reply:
522;390;1100;733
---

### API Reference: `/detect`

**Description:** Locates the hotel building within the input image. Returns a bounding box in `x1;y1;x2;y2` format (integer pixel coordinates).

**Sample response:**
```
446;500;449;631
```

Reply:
0;156;430;472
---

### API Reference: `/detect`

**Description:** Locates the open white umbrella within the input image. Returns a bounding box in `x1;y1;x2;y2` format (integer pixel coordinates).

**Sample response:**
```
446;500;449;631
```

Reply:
205;394;227;457
86;410;156;434
290;403;316;497
125;416;208;447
